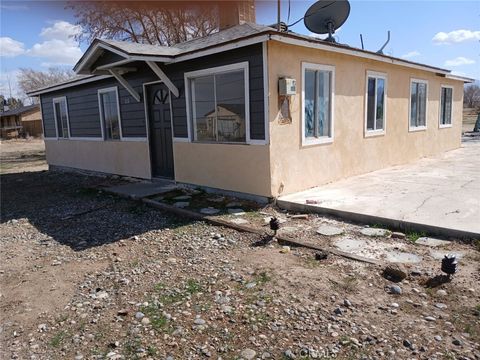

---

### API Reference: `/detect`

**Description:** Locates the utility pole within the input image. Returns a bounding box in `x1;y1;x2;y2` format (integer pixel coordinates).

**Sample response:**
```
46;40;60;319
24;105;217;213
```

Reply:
277;0;281;31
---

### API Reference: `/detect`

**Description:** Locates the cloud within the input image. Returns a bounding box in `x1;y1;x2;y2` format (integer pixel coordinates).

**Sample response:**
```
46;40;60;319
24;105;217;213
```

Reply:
0;37;25;57
444;57;476;67
401;51;420;59
27;21;83;65
0;4;29;11
433;29;480;44
39;20;82;42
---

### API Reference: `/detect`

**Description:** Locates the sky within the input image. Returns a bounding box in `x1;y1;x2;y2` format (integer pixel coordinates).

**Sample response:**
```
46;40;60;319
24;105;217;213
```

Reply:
1;0;479;100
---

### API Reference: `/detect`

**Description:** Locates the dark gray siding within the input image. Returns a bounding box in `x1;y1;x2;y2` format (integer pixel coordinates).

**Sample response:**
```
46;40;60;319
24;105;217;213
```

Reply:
163;43;265;140
39;43;265;141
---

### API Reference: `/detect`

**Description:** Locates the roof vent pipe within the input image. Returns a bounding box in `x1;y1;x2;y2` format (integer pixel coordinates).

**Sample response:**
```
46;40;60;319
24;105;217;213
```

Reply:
377;30;390;54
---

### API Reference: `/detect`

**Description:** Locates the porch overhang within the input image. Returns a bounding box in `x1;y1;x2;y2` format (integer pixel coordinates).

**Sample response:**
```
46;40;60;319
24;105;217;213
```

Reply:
74;40;180;102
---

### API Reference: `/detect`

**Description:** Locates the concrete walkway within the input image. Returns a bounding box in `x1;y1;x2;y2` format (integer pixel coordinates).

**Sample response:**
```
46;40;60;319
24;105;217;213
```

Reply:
278;142;480;239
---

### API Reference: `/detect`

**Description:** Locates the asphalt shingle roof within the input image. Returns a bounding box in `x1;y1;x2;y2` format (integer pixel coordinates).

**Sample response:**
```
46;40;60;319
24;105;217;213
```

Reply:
0;104;39;117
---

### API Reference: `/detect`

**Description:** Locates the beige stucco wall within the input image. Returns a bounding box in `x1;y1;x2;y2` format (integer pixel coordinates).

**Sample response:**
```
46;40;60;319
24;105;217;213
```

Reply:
267;41;464;197
45;139;151;179
173;142;271;197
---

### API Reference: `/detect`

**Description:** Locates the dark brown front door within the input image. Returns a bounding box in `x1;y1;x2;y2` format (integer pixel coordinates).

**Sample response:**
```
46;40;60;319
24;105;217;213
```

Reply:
147;83;174;178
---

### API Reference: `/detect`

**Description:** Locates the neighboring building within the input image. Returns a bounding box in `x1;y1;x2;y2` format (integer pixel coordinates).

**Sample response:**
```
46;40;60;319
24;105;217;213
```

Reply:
28;21;471;200
0;104;43;139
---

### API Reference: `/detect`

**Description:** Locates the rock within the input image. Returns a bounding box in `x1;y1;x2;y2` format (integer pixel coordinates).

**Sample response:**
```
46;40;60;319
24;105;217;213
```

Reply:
141;317;150;325
135;312;145;320
383;264;408;282
316;225;344;236
391;232;406;239
334;307;344;315
434;335;442;341
436;289;448;297
434;303;447;309
343;299;352;307
96;291;109;299
173;201;189;208
206;196;225;203
51;260;62;266
284;349;296;359
388;285;402;295
240;348;256;360
74;355;84;360
361;228;390;237
117;309;129;316
221;305;233;314
424;316;436;322
416;237;451;247
315;251;328;260
280;246;290;254
227;208;246;215
166;258;177;264
452;339;462;346
194;318;206;326
390;302;399;308
245;282;257;289
403;339;412;349
200;207;220;215
37;324;48;332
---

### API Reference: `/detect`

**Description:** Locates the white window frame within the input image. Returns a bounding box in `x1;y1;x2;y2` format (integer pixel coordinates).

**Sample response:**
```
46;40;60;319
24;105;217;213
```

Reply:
184;61;251;144
52;96;70;139
409;78;428;132
301;62;335;146
364;71;387;137
439;85;453;129
97;86;122;141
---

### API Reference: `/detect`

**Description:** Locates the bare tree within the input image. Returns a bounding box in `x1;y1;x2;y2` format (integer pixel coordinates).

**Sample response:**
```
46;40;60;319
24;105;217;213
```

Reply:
17;67;76;94
464;84;480;109
67;1;219;46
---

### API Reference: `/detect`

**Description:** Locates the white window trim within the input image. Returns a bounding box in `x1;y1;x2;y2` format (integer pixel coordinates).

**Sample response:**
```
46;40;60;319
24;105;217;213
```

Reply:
364;71;387;137
301;62;335;146
409;78;428;132
97;86;122;141
184;61;252;145
439;84;454;129
52;96;70;139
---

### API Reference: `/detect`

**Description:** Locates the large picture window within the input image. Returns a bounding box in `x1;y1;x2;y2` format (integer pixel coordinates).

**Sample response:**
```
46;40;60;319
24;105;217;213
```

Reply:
365;72;386;134
410;79;428;130
302;63;334;145
53;97;69;138
98;87;121;140
186;63;248;143
439;86;453;127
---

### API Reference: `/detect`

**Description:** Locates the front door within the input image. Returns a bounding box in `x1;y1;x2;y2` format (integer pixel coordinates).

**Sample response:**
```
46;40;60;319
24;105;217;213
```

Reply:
147;83;174;178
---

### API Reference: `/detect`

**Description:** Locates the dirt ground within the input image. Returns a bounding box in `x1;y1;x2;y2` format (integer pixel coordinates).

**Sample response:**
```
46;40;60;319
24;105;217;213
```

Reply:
0;143;479;360
0;139;47;174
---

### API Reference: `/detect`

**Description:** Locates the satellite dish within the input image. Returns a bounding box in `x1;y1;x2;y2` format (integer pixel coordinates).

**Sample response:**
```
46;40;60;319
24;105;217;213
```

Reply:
304;0;350;43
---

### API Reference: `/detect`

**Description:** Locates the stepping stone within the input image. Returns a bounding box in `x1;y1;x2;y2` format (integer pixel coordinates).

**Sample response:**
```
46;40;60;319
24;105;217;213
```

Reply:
226;201;242;208
317;225;344;236
416;237;451;247
280;226;297;233
200;207;220;215
207;196;225;203
429;250;464;261
173;202;189;208
361;228;390;237
230;218;249;225
173;195;192;201
228;208;246;215
263;216;287;224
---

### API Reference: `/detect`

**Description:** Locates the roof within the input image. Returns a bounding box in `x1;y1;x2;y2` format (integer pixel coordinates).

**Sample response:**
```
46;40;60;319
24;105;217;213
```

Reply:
0;104;39;117
29;22;474;96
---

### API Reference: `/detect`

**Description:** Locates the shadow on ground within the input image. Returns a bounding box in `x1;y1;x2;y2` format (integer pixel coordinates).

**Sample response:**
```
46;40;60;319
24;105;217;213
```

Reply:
0;170;195;250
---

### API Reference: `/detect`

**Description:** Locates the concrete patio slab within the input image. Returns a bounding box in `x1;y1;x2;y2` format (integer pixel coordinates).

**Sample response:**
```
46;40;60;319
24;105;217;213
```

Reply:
278;143;480;239
106;180;177;199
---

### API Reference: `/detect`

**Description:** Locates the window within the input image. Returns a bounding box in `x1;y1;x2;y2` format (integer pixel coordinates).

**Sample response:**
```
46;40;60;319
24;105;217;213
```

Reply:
186;62;248;143
302;63;334;145
409;79;428;130
365;72;386;135
439;86;453;127
98;87;121;140
53;97;69;138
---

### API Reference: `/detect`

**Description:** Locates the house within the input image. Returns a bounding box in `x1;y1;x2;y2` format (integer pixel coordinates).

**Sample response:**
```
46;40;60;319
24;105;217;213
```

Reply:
0;104;43;139
27;12;471;200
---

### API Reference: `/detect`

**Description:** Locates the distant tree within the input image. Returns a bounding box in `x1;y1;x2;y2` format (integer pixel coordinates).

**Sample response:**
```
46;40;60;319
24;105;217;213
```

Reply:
464;84;480;108
67;1;219;46
17;67;76;94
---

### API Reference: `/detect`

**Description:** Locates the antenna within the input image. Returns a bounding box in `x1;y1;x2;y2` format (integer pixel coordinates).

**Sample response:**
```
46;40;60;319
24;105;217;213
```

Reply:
377;30;391;54
303;0;350;43
360;34;364;50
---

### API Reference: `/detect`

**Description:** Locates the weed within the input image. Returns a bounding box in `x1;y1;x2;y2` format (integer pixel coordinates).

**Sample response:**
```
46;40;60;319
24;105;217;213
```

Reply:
140;303;170;332
147;346;158;356
406;231;426;243
153;282;165;292
123;337;141;359
473;239;480;252
50;331;67;348
255;272;271;285
329;276;358;293
186;279;202;295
